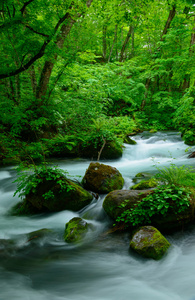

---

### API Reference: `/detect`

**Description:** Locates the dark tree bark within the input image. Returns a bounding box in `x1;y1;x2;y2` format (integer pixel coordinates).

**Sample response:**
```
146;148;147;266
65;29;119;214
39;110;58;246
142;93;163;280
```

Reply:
36;0;93;100
29;65;37;96
141;4;177;110
160;4;176;40
102;25;107;60
0;0;93;81
108;25;118;63
119;25;133;62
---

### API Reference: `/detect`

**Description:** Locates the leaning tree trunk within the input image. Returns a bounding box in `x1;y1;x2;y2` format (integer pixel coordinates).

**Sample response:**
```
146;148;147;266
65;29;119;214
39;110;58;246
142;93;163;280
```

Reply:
36;0;93;100
119;25;133;62
160;4;176;40
141;4;177;110
102;25;107;61
108;25;118;63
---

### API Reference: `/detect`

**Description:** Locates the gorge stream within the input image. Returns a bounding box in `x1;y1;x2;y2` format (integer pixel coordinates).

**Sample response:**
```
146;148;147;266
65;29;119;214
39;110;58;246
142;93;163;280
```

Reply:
0;131;195;300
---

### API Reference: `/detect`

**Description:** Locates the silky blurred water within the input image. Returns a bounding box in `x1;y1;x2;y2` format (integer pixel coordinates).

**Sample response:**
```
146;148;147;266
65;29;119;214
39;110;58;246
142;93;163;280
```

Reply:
0;131;195;300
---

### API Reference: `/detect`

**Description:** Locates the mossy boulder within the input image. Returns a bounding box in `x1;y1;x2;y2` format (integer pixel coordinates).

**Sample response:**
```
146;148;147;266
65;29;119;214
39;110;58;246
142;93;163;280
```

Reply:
103;189;195;233
11;177;93;215
149;129;157;133
103;189;151;220
130;178;158;190
130;226;170;260
124;136;137;145
82;162;124;194
151;196;195;232
64;217;90;243
9;199;41;216
26;177;93;212
79;140;123;160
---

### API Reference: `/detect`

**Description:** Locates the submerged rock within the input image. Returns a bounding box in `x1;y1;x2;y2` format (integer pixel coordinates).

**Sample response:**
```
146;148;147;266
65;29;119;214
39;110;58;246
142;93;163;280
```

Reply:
124;136;137;145
64;217;90;243
130;226;170;260
26;228;53;242
188;151;195;158
82;162;124;194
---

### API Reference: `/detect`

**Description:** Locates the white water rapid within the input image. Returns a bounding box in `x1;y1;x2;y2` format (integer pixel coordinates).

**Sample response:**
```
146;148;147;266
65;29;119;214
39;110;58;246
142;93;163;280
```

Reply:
0;131;195;300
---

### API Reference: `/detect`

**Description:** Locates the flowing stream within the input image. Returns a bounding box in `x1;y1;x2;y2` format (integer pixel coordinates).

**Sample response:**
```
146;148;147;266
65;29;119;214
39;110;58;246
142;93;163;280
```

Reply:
0;131;195;300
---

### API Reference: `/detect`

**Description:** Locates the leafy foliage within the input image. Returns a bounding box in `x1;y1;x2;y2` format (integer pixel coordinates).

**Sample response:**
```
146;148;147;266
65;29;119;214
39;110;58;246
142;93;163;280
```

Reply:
155;164;195;187
14;166;74;200
116;184;191;227
116;165;195;227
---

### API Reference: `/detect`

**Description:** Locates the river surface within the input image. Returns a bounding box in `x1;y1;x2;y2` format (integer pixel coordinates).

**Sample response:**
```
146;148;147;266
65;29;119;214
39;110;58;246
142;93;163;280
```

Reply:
0;131;195;300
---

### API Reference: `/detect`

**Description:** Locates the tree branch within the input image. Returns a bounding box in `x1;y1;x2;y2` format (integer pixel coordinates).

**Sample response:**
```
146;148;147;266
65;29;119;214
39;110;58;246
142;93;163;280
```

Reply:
20;0;35;15
0;9;73;80
25;24;50;37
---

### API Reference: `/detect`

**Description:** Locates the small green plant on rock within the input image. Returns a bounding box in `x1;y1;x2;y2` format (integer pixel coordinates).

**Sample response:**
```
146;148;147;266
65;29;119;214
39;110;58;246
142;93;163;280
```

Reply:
14;165;74;200
116;184;191;227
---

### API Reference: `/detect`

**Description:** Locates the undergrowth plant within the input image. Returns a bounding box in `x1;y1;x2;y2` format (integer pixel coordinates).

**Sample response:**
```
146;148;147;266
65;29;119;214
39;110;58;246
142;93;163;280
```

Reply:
116;164;195;228
116;184;191;227
14;165;74;200
154;164;195;188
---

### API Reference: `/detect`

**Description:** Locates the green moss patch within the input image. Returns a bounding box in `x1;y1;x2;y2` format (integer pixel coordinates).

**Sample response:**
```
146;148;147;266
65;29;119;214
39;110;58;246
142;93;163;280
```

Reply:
130;226;170;260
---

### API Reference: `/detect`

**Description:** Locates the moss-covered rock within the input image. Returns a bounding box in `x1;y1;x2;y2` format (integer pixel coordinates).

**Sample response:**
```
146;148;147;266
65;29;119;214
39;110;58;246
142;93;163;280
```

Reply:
103;189;151;220
11;176;93;215
151;195;195;232
82;162;124;194
103;189;195;233
130;178;158;190
124;136;137;145
9;199;41;216
149;129;157;133
64;217;90;243
130;226;170;260
26;228;53;242
26;177;93;212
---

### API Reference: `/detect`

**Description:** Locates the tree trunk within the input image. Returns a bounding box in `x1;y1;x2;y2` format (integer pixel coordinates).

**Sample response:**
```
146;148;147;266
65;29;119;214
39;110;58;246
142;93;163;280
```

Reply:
160;4;176;40
141;78;151;111
119;25;133;62
131;26;135;58
108;25;118;63
29;65;37;96
141;4;177;110
102;25;107;60
189;17;195;56
36;0;93;100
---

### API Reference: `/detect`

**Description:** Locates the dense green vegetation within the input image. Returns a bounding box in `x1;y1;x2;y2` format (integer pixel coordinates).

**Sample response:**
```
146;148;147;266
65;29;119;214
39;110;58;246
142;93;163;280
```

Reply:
116;165;195;228
0;0;195;165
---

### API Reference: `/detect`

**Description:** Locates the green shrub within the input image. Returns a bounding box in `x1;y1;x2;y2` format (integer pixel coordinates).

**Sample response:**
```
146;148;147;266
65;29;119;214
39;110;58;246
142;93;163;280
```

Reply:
154;164;195;188
14;166;73;200
116;184;191;227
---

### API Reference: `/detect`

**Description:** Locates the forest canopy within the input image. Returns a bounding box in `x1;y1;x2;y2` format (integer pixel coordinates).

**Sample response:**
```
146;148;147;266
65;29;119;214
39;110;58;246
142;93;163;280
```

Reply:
0;0;195;165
